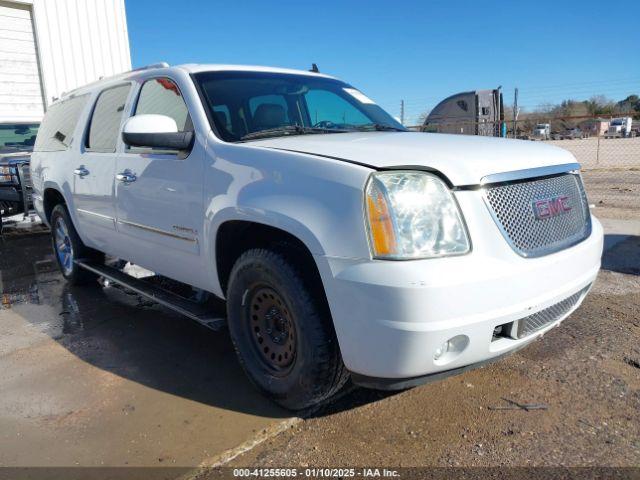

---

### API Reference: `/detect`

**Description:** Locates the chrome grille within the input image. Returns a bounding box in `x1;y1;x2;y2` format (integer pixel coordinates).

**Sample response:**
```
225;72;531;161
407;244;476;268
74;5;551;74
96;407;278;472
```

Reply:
515;285;590;338
484;173;591;257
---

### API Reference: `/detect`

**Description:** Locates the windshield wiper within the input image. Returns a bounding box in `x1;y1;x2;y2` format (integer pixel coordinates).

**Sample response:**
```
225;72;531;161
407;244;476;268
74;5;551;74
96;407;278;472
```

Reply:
240;125;348;141
352;123;406;132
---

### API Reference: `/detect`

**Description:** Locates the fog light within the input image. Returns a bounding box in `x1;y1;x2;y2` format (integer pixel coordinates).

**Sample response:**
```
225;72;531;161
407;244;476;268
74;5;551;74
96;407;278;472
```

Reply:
433;335;470;364
434;340;451;360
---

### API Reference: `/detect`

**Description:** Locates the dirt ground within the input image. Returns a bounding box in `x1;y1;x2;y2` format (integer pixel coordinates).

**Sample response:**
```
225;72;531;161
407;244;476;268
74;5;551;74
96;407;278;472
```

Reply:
582;169;640;221
547;136;640;170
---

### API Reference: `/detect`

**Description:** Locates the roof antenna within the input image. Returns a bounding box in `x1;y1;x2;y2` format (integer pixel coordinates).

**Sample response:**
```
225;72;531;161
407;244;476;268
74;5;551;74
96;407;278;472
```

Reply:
310;63;319;73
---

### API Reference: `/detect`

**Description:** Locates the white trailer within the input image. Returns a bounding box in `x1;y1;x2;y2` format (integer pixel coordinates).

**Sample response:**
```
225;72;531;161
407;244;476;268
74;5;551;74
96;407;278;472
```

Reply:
0;0;131;123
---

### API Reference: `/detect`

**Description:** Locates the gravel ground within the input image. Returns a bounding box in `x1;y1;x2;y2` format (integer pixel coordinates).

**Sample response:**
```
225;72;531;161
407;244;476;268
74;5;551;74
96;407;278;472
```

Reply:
210;237;640;470
582;169;640;221
546;136;640;169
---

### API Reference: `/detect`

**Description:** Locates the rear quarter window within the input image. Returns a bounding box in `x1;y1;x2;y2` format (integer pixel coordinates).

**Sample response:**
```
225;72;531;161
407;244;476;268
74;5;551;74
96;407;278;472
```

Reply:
33;94;90;152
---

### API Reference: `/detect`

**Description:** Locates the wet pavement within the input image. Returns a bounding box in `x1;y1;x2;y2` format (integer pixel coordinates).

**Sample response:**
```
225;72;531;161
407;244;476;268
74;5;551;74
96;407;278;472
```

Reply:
0;234;293;468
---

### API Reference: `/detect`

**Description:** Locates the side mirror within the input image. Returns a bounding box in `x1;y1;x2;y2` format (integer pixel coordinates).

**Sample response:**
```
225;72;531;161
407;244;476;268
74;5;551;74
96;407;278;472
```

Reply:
122;114;194;151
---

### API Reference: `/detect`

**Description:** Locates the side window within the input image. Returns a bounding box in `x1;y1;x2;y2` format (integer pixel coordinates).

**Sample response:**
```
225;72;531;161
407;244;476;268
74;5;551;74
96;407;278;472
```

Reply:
134;78;191;131
34;94;90;152
304;90;369;126
86;84;131;153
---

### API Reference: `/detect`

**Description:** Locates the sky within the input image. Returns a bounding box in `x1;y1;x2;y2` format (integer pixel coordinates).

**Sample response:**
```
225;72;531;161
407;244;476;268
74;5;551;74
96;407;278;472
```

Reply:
125;0;640;125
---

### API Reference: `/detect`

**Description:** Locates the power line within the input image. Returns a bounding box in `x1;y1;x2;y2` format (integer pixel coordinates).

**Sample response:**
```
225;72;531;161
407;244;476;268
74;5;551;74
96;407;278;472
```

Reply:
376;78;640;114
515;77;640;92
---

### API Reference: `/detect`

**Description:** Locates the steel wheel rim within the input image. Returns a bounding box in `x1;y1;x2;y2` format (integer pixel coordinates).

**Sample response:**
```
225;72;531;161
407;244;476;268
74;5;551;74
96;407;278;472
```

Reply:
54;216;74;275
246;286;296;375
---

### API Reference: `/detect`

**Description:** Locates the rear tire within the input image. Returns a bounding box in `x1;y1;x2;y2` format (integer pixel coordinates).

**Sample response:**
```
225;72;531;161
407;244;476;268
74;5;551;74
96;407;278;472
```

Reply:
50;204;103;285
226;248;348;410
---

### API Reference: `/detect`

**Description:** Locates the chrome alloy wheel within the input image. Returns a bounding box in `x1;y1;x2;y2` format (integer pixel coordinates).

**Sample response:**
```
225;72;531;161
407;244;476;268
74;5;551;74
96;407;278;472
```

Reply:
54;216;74;275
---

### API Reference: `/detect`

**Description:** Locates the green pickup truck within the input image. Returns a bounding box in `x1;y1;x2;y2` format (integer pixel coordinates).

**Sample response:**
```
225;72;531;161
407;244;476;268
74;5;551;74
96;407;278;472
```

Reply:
0;123;39;233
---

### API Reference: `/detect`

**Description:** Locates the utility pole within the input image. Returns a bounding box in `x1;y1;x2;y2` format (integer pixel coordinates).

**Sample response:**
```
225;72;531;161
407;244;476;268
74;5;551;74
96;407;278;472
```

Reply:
400;100;405;126
513;88;519;138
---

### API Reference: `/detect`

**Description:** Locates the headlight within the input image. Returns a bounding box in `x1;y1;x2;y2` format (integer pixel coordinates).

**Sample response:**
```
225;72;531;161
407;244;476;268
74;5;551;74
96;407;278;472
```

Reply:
365;171;470;259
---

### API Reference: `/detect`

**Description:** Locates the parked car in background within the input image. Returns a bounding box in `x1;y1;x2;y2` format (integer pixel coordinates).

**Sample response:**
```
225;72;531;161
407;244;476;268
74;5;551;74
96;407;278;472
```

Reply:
551;131;563;141
0;122;38;232
532;123;550;140
561;127;586;140
31;63;603;409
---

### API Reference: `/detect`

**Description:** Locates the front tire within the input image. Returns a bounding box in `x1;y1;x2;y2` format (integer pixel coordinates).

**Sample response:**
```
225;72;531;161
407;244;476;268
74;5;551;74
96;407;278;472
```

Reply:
50;204;103;285
226;248;348;410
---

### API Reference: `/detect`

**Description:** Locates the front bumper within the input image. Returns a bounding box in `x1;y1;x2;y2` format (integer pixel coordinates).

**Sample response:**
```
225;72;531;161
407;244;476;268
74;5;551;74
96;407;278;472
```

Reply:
350;342;531;390
317;190;603;382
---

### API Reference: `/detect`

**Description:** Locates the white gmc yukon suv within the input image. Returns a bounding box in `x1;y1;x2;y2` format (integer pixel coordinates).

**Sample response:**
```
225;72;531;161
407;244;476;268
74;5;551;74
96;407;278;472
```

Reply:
30;64;603;409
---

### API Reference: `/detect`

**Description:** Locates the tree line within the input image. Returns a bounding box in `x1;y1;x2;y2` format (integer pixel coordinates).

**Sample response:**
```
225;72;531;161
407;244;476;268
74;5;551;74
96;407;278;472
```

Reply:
505;94;640;134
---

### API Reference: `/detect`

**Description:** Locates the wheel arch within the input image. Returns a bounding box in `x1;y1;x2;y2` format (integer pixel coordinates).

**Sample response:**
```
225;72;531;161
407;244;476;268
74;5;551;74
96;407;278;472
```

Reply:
42;187;67;224
41;181;86;243
214;219;327;304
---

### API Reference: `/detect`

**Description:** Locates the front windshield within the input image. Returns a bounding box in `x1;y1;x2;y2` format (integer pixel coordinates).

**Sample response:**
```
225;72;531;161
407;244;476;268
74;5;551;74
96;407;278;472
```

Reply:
611;119;623;125
535;124;547;129
194;71;405;142
0;123;39;153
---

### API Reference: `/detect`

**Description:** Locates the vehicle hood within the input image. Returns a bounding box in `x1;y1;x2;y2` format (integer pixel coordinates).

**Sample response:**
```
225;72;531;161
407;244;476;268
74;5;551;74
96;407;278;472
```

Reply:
250;132;577;186
0;151;31;167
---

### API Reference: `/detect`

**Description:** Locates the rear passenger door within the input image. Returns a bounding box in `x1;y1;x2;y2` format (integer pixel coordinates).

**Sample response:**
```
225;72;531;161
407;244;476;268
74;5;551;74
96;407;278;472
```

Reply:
114;77;205;285
73;83;132;252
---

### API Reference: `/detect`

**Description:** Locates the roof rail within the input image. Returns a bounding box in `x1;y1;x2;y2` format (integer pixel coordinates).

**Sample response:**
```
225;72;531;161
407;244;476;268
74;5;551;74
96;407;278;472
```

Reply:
100;62;169;79
129;62;170;73
60;62;170;99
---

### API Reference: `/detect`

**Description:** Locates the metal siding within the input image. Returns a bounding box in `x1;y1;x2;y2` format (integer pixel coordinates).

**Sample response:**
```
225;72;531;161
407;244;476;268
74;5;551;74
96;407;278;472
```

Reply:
0;1;44;122
0;0;132;122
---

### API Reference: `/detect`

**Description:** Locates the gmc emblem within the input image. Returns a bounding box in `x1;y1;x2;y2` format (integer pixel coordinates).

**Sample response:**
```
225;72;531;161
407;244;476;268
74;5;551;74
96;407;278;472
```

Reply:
532;195;572;220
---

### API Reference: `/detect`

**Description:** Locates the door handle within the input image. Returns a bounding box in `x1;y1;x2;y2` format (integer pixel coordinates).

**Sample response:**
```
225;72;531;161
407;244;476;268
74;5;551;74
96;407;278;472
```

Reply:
116;170;137;184
73;166;89;177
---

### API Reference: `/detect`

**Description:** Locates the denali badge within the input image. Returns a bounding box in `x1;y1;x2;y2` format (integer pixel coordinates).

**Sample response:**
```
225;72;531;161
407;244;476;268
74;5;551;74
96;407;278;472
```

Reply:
532;195;572;220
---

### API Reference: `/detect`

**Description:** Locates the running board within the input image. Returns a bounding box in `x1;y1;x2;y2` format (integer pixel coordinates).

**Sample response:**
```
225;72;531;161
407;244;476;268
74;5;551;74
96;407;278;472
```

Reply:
75;260;226;331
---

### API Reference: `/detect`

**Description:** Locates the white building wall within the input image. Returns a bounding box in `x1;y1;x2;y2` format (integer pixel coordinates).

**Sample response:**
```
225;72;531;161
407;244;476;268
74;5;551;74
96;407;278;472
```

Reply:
0;0;131;123
0;1;44;122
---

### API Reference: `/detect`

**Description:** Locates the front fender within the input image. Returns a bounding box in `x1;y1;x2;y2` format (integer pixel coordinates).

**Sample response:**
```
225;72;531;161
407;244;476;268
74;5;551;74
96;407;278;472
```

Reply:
202;138;374;296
